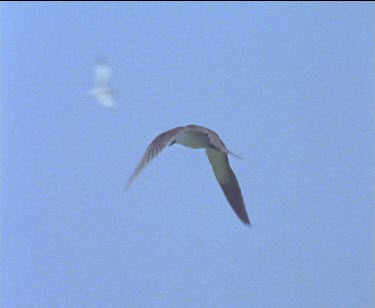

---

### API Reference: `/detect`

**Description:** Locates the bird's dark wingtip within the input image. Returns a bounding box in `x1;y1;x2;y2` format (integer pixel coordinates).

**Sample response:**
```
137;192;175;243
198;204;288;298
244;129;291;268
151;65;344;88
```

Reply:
242;218;251;227
125;181;132;192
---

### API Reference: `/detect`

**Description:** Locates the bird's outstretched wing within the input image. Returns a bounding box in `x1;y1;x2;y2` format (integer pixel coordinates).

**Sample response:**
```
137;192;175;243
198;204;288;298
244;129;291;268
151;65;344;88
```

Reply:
126;126;188;189
205;147;250;225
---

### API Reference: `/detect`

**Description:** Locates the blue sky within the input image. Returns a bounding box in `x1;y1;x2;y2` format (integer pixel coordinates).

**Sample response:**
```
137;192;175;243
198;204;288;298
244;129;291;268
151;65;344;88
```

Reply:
2;2;374;307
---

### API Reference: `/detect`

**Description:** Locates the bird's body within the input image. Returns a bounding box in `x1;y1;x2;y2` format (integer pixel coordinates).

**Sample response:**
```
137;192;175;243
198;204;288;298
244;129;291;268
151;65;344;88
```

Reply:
127;124;250;226
90;61;116;108
175;128;210;148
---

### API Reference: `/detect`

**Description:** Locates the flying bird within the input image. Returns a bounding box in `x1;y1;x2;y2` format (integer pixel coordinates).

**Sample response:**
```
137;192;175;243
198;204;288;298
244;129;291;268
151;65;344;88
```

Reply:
126;124;250;225
89;60;116;108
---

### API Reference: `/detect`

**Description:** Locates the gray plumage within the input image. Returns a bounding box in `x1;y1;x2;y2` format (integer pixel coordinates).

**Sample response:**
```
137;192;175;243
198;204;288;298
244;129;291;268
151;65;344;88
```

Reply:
127;124;250;225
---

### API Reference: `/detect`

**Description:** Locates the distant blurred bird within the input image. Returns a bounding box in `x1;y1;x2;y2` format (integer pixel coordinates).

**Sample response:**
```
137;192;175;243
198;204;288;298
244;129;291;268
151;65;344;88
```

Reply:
89;60;116;108
126;124;250;226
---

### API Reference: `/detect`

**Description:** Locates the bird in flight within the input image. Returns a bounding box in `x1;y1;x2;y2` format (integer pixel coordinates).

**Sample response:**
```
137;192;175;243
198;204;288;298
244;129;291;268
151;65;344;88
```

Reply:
126;124;250;226
89;60;116;108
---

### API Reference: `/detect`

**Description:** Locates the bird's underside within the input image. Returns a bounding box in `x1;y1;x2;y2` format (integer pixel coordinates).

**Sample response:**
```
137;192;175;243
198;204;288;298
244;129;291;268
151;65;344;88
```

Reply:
127;124;250;226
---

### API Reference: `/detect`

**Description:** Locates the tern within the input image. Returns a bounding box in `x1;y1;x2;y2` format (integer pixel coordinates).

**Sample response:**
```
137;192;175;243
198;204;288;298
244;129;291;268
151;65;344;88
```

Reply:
89;60;116;108
126;124;250;225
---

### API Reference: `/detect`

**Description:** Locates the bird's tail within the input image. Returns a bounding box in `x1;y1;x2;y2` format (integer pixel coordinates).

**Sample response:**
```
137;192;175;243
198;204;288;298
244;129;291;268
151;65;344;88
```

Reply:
228;150;243;160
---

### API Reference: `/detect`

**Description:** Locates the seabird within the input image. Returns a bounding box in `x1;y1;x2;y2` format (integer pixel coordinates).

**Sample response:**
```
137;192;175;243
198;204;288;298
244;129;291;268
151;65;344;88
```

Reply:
127;124;250;225
89;60;116;108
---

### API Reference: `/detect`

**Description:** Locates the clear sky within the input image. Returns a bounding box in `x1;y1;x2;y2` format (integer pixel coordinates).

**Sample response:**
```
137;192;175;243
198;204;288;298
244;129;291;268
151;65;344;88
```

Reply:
2;2;374;307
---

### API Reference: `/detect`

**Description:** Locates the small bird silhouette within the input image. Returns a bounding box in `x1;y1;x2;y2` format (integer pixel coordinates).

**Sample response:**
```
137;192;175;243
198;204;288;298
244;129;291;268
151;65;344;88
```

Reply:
89;60;116;108
127;124;250;225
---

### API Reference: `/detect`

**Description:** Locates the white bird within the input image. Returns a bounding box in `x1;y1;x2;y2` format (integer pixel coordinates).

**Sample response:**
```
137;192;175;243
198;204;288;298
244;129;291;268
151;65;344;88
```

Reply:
89;61;116;108
127;124;250;225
